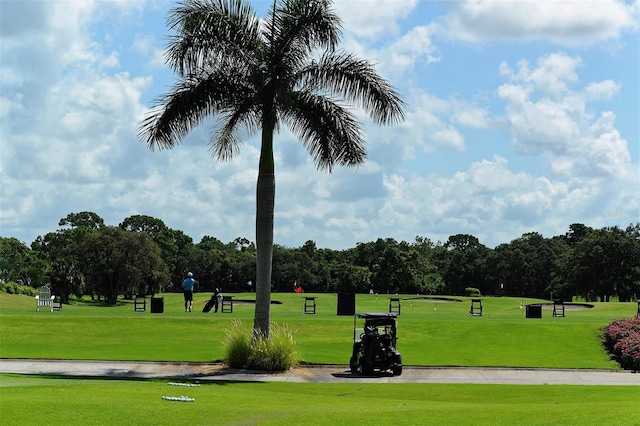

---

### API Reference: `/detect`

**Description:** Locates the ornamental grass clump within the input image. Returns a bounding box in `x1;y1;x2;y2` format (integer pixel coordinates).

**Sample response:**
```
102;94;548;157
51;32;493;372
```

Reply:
223;320;298;372
602;317;640;371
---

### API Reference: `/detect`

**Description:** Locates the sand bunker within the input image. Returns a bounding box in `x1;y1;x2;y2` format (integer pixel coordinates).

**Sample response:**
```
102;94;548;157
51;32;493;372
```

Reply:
405;296;463;303
540;303;594;311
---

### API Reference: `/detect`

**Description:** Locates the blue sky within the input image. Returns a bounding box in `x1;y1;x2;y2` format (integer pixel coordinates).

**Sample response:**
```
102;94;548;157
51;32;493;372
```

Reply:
1;0;639;249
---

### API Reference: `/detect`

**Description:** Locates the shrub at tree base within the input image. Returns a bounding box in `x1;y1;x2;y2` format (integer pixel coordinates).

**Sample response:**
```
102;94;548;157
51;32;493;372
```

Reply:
0;282;37;296
602;317;640;371
465;287;481;297
224;320;298;372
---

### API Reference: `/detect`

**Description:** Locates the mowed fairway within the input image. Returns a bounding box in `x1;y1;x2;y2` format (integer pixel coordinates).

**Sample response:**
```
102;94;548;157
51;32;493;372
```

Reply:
0;292;635;368
1;293;639;425
1;374;639;426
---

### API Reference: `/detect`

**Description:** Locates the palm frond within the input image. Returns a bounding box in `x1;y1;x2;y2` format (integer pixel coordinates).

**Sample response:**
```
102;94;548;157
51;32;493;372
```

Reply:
209;112;243;161
266;0;341;64
166;0;262;76
283;91;366;172
299;52;405;126
139;70;253;151
210;100;262;161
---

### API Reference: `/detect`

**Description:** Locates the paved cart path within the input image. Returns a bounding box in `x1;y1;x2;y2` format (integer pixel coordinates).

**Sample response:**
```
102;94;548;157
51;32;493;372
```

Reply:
1;359;638;385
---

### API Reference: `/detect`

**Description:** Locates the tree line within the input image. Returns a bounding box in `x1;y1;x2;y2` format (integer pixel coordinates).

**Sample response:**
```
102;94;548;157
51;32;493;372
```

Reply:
1;211;638;304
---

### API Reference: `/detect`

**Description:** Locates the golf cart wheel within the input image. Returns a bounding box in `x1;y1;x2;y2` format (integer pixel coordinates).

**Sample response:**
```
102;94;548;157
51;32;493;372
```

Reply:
392;365;403;376
359;357;373;375
349;356;358;373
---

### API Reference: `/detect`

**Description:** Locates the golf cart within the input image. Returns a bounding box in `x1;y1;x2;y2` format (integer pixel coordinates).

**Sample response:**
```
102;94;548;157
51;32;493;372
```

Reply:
349;312;402;376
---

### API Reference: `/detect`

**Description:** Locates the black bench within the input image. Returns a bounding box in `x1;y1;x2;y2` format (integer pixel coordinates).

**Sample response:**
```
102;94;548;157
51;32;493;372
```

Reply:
389;298;401;315
303;297;316;314
134;296;146;312
469;299;482;316
221;296;233;313
552;299;565;317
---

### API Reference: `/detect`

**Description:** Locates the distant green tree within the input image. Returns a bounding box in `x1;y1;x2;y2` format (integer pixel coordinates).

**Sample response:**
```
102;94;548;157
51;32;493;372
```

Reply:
31;213;106;301
0;237;45;286
79;227;166;304
564;223;593;246
188;245;223;292
198;236;226;252
168;229;195;289
269;243;319;292
120;215;176;290
439;234;489;296
421;272;445;295
554;225;640;302
33;231;87;301
59;211;105;230
228;241;257;292
490;232;568;299
52;262;84;301
331;262;370;293
349;238;438;294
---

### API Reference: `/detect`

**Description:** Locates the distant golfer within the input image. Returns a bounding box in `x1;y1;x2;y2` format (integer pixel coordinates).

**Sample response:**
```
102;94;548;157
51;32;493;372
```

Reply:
182;272;196;312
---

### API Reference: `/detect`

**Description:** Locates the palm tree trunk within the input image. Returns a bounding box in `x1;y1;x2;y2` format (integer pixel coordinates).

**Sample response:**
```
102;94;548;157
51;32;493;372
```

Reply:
254;114;276;338
254;172;274;337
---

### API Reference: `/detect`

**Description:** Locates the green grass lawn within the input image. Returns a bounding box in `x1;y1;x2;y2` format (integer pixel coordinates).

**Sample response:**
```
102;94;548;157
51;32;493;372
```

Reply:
1;292;638;425
1;374;639;426
0;292;635;369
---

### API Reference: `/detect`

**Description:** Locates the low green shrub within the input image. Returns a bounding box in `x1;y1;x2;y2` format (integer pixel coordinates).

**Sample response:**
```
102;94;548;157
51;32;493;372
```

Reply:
223;320;298;371
464;287;481;297
224;320;251;368
0;282;37;296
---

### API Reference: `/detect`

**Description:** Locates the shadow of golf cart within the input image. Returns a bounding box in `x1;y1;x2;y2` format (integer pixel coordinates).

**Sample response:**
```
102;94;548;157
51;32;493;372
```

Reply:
349;312;402;376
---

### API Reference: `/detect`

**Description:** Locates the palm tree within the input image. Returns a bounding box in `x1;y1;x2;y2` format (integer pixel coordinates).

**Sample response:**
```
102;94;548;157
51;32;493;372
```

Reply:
139;0;405;337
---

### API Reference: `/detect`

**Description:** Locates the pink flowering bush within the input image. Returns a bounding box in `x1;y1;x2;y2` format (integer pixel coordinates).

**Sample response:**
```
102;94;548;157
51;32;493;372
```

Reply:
602;317;640;371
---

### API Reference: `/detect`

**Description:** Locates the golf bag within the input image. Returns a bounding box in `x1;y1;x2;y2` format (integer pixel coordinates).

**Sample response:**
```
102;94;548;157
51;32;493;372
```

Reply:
202;295;216;313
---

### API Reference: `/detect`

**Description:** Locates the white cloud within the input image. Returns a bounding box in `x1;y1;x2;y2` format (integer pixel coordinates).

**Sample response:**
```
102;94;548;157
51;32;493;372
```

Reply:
131;33;166;69
451;103;491;129
577;111;631;176
0;94;23;120
400;92;469;153
385;25;441;75
372;154;637;246
432;128;465;151
439;0;640;46
584;80;622;101
0;0;637;252
500;53;581;98
497;52;632;179
334;0;418;40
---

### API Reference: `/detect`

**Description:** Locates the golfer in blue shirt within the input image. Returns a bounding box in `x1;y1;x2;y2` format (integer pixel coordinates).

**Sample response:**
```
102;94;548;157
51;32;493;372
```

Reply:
182;272;196;312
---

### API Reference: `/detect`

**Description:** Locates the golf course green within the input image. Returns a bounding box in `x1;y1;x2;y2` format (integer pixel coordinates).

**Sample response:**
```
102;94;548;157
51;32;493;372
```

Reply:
1;292;638;425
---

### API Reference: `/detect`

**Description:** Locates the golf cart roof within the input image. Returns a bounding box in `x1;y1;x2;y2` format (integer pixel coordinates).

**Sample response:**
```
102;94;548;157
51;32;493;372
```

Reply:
355;312;398;319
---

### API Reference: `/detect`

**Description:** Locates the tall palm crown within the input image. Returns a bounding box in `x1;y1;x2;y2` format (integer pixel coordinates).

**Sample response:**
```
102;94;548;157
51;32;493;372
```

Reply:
139;0;405;337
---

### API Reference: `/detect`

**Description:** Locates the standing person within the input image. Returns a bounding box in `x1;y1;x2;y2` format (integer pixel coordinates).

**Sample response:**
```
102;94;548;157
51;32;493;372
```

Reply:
213;288;222;313
182;272;196;312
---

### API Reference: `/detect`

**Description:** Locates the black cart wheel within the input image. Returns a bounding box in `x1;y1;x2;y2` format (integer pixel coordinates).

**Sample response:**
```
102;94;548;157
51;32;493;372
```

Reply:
349;356;358;373
359;357;373;375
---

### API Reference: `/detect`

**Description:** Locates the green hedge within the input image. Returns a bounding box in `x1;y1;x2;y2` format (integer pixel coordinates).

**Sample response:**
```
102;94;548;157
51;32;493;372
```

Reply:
0;282;37;296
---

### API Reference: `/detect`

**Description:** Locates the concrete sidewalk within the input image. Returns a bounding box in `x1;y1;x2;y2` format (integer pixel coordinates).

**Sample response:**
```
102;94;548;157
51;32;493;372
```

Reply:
1;359;638;385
